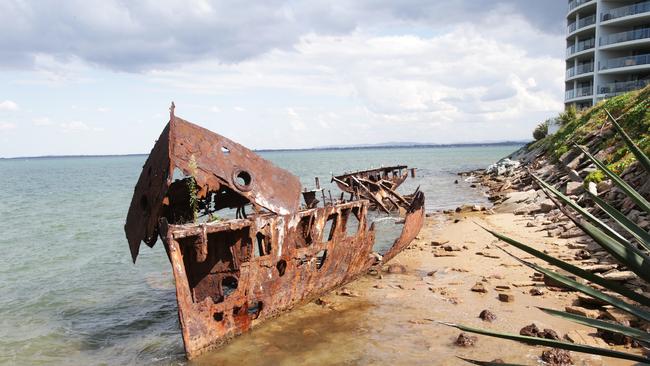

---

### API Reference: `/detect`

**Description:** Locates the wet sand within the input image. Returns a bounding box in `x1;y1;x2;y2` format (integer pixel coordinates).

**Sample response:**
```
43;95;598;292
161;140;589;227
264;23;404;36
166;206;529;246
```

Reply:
190;212;638;365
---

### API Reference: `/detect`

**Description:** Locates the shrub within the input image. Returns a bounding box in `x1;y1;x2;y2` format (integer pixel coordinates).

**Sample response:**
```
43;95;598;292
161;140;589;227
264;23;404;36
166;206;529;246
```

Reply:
533;120;549;141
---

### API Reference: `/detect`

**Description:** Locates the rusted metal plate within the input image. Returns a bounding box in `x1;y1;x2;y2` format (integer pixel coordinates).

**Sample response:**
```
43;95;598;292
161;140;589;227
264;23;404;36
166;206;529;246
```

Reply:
125;106;425;359
125;107;302;262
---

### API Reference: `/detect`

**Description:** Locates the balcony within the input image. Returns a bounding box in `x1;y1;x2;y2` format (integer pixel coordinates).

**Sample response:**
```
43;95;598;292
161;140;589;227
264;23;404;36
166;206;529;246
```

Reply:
567;38;596;57
600;27;650;46
600;53;650;70
565;85;593;100
602;1;650;22
566;62;595;78
569;0;594;11
567;14;597;34
599;79;650;95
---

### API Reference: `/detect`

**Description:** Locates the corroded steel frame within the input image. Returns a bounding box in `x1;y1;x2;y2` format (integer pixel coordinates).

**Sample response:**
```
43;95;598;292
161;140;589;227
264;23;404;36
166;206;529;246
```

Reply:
125;107;425;359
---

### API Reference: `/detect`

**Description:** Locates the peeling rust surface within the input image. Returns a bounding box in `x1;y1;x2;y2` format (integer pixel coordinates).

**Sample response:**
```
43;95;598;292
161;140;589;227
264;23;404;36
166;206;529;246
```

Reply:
125;105;425;359
125;105;302;262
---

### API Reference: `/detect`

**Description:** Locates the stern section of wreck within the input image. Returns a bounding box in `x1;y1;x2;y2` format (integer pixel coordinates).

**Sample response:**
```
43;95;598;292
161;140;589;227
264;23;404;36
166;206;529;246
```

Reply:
125;107;425;359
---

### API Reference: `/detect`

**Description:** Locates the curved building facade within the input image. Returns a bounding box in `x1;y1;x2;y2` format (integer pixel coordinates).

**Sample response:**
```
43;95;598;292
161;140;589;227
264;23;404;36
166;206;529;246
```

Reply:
565;0;650;108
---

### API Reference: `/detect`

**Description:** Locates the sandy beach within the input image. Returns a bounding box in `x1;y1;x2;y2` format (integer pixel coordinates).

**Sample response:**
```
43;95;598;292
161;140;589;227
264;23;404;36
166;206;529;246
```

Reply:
191;207;642;365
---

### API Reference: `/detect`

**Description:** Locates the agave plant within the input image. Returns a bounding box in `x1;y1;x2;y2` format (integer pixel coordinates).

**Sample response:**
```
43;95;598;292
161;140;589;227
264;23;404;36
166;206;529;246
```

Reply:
444;109;650;365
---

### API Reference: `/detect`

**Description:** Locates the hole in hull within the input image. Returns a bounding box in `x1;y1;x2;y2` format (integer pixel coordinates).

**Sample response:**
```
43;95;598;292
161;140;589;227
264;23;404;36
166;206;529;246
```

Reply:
316;250;327;269
276;259;287;276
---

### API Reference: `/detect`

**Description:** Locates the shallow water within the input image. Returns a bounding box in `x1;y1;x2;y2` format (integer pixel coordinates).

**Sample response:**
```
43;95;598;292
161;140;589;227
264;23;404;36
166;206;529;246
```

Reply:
0;145;520;365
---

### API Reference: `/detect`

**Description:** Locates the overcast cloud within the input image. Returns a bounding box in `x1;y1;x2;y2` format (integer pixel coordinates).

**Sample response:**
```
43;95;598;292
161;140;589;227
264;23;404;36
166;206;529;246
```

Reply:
0;1;568;157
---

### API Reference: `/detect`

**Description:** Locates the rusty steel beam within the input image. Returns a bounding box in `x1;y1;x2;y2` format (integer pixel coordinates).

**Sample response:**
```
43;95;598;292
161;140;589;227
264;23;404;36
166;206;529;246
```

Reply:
124;105;425;359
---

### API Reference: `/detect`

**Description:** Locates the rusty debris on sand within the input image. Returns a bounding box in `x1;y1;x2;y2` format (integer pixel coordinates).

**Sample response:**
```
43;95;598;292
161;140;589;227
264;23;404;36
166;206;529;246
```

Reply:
124;104;425;359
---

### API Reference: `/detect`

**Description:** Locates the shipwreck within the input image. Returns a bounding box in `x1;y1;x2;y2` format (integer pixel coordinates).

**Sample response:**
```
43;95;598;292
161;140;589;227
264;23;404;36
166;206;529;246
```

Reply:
125;104;425;359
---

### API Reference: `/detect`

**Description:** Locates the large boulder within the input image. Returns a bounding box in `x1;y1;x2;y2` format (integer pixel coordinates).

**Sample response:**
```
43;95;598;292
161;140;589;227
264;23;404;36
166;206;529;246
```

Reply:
486;158;521;176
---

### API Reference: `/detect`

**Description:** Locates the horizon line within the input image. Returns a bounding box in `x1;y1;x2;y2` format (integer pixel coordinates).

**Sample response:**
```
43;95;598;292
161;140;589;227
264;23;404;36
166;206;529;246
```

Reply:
0;140;528;160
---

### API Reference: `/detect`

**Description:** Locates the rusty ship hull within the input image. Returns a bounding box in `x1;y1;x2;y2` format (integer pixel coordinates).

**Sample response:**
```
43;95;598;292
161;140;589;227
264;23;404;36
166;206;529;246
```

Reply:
125;107;425;359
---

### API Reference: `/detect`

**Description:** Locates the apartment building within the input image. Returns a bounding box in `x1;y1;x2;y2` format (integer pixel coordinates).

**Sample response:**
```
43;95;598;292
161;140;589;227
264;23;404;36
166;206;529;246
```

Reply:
565;0;650;108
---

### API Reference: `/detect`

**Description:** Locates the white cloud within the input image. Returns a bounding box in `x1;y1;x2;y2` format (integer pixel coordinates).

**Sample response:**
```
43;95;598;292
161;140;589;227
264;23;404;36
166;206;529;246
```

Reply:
33;117;53;126
287;108;306;131
0;100;19;111
60;121;90;131
146;21;564;148
0;122;16;131
209;106;221;113
233;106;246;112
97;107;110;113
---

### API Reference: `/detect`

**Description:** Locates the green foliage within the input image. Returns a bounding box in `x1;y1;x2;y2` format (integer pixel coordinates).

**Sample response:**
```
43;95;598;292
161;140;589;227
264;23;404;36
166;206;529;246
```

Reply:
187;155;199;223
558;104;576;125
539;85;650;164
453;108;650;364
584;169;605;185
532;120;549;141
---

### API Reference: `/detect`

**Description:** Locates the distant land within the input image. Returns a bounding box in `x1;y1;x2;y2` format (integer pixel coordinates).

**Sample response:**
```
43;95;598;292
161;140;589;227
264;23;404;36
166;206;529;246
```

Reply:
0;140;528;160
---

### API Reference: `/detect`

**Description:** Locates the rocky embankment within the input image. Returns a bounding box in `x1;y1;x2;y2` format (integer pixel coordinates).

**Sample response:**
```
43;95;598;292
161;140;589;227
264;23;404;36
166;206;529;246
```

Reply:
455;134;650;350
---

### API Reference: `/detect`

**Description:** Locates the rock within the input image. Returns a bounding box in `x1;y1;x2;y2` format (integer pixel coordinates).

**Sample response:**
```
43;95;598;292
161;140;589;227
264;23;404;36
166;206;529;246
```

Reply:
603;307;638;324
539;199;556;213
574;249;591;260
526;221;537;227
303;328;318;336
576;293;608;306
471;282;488;293
568;169;581;182
566;181;584;196
587;181;597;195
564;329;609;347
443;244;462;252
434;252;457;257
597;328;639;347
540;348;573;365
541;328;560;340
520;323;540;337
567;242;587;249
387;264;407;274
479;309;497;322
455;332;478;347
336;288;359;297
486;158;521;176
529;287;544;296
560;228;585;239
454;179;459;184
471;204;483;211
426;270;437;277
602;270;636;282
498;293;515;302
596;180;612;193
565;306;600;319
580;264;616;273
430;240;449;246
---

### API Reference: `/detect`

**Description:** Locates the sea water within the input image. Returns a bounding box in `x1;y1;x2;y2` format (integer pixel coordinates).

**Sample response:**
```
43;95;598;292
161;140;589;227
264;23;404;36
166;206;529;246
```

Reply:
0;145;520;365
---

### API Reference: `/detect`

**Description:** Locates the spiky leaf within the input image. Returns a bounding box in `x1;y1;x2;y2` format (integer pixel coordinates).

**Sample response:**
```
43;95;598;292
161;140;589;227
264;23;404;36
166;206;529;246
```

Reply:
576;144;650;214
442;322;650;363
482;226;650;307
538;307;650;342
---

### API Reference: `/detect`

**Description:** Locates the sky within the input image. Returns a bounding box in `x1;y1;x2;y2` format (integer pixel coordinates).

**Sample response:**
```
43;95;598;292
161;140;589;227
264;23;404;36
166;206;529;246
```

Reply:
0;1;568;158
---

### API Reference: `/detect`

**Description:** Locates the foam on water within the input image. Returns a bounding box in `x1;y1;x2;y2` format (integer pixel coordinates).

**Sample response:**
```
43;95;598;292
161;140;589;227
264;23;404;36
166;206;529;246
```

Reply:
0;145;520;365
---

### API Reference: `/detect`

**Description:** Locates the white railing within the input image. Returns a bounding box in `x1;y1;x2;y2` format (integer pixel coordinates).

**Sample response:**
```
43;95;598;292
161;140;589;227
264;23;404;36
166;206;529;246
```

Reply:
599;79;650;95
600;53;650;70
602;1;650;22
601;27;650;46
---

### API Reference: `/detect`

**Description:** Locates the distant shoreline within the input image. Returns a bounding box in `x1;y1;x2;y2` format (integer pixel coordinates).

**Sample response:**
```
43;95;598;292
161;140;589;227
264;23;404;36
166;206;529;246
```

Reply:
0;141;527;160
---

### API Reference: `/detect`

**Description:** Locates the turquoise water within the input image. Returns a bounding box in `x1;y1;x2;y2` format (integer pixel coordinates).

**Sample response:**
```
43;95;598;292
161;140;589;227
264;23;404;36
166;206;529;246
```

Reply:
0;145;520;365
